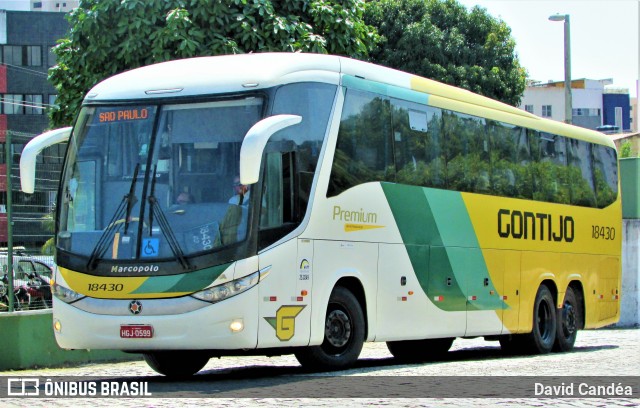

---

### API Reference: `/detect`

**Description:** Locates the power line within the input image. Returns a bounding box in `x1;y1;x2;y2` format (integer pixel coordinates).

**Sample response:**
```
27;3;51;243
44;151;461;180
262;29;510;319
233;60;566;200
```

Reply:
0;97;53;110
1;63;49;78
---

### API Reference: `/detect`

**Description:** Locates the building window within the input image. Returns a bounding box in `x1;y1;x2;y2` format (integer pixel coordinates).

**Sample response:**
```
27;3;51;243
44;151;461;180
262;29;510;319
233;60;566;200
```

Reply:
3;46;23;66
542;105;552;118
524;105;534;114
48;94;58;109
26;46;42;66
48;46;57;67
25;94;44;115
33;2;43;8
2;94;24;115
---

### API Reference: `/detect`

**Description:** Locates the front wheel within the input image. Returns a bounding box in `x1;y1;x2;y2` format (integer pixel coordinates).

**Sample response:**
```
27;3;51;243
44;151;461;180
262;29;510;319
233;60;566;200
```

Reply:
294;286;365;371
143;351;209;377
554;287;580;352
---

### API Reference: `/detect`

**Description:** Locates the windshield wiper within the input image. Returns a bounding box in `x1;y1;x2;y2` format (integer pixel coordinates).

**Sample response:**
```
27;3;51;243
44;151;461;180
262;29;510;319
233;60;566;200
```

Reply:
86;164;140;270
147;166;190;270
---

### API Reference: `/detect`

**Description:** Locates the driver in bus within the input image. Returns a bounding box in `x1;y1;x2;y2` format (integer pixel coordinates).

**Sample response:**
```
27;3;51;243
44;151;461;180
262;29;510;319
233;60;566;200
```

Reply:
228;176;250;206
176;191;194;205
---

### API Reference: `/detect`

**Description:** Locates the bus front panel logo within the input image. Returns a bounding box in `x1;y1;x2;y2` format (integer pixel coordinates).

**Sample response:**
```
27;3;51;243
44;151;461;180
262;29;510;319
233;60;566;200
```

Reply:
264;305;306;341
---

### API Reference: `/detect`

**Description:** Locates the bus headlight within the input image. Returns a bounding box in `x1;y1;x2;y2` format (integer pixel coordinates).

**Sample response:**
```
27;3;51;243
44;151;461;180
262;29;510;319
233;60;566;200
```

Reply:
191;271;260;304
53;282;85;304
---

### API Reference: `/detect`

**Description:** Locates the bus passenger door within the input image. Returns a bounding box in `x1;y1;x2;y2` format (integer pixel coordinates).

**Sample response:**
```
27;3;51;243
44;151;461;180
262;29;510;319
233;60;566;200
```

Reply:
256;151;311;348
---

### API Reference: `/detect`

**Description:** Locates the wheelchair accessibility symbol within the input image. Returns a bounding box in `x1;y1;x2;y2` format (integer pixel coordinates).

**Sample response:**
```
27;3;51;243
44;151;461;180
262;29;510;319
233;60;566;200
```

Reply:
142;238;160;257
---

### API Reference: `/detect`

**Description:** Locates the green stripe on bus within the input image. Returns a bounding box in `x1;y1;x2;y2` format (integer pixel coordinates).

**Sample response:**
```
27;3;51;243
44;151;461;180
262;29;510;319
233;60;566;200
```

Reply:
425;189;506;310
382;183;507;311
131;263;231;295
382;183;466;311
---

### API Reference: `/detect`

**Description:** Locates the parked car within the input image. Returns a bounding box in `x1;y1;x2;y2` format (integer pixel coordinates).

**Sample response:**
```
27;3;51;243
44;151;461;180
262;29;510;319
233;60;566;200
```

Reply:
0;254;54;311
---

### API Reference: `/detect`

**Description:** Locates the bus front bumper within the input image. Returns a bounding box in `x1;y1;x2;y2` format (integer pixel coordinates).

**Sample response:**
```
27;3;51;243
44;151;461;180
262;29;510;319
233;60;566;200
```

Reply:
52;292;259;351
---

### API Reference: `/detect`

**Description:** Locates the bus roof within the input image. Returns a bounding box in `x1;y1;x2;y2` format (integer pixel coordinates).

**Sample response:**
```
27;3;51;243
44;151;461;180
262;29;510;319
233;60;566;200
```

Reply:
86;53;615;149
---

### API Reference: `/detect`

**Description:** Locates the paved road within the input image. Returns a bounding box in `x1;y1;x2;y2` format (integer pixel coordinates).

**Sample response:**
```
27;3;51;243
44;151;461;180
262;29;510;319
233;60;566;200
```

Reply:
1;328;638;407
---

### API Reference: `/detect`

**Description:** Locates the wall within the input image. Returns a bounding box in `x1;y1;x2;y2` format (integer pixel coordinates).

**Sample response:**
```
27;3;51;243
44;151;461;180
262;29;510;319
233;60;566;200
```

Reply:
619;157;640;327
621;220;640;327
0;310;139;370
620;158;640;218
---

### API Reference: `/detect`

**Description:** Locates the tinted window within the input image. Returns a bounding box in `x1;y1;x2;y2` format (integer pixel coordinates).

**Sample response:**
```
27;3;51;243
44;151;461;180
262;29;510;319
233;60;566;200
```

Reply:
328;89;393;197
392;99;443;188
567;139;597;207
593;145;618;208
328;85;617;208
441;111;488;193
531;132;570;204
271;82;337;216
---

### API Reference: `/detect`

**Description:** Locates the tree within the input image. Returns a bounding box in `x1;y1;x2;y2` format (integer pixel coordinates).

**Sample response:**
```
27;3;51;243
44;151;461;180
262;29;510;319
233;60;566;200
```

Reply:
49;0;378;127
364;0;527;106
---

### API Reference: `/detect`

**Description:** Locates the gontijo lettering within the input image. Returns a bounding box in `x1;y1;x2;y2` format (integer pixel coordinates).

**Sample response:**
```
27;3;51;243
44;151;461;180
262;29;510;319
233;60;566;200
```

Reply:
498;209;574;242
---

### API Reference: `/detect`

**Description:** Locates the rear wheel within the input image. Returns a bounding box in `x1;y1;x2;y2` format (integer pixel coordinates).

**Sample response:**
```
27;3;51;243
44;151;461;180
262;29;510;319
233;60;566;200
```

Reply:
554;287;580;352
294;286;365;371
143;351;209;377
387;337;454;362
501;284;557;355
524;284;557;354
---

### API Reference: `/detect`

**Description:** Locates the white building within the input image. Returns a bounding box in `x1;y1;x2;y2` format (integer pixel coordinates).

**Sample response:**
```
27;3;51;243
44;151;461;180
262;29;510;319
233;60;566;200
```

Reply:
519;78;613;130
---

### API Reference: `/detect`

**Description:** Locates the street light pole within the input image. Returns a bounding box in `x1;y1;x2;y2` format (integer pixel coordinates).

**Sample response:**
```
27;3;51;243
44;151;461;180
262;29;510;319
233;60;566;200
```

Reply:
549;13;572;124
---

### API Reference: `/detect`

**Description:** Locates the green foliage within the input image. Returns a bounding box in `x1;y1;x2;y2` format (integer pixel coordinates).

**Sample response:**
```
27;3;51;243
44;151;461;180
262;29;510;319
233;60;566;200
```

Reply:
49;0;378;127
620;141;633;158
40;211;55;255
364;0;527;106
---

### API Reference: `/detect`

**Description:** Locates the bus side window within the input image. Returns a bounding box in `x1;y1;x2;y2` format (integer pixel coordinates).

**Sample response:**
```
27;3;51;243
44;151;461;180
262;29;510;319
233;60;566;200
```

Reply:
531;132;570;204
327;89;394;197
441;111;487;193
592;145;618;208
567;139;597;207
488;121;517;198
391;99;444;189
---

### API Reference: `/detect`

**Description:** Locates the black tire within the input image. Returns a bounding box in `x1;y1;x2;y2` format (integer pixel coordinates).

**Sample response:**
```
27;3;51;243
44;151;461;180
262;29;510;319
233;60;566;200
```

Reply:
387;337;454;362
294;286;365;371
499;334;526;355
143;351;209;377
554;286;580;352
521;284;557;354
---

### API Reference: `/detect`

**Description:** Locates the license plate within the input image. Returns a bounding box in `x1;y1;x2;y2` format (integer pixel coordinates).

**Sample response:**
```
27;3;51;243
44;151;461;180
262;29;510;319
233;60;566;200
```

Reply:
120;324;153;339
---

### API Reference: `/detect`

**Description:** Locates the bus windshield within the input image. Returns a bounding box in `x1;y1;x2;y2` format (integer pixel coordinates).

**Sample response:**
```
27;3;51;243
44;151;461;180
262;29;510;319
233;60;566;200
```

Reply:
58;96;264;263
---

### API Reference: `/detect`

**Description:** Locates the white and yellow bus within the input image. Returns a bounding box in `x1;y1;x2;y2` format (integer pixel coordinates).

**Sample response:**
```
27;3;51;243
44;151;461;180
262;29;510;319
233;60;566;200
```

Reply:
21;53;621;376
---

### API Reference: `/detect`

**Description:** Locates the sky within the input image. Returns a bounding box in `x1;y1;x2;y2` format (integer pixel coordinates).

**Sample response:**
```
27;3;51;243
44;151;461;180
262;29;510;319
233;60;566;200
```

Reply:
456;0;639;97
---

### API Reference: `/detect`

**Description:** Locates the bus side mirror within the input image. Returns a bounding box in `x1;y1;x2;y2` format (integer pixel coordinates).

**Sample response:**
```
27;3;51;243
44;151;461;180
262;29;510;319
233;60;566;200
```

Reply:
240;115;301;185
20;127;72;194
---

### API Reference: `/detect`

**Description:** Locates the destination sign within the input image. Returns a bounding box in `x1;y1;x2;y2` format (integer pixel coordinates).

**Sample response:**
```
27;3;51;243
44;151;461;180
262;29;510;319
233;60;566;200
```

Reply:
99;108;150;123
